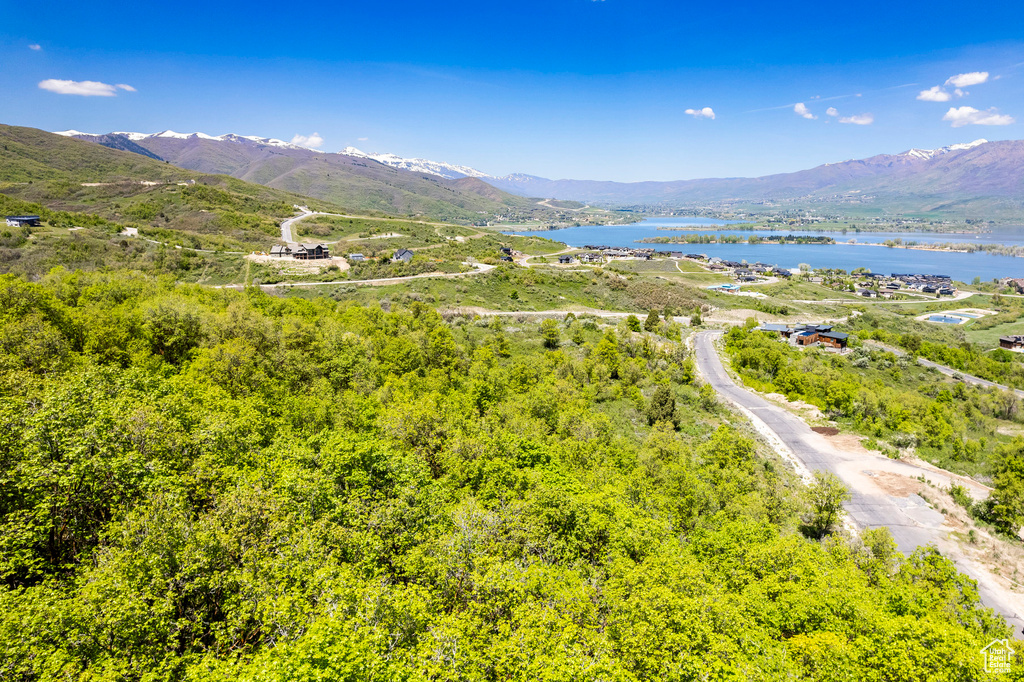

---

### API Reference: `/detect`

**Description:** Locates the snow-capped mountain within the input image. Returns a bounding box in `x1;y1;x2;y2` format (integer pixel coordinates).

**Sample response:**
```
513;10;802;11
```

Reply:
55;130;496;180
901;139;988;161
56;129;307;150
339;146;492;180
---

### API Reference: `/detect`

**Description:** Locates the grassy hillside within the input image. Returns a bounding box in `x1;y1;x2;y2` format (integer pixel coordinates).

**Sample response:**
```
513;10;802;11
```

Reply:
0;271;1010;680
124;135;544;224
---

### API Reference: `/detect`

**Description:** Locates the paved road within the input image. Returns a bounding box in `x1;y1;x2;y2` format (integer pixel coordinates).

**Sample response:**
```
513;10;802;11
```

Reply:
693;330;1024;636
866;340;1024;399
279;208;343;244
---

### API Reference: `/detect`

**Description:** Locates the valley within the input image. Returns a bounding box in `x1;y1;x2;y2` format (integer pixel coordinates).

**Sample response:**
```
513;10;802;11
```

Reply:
3;121;1024;678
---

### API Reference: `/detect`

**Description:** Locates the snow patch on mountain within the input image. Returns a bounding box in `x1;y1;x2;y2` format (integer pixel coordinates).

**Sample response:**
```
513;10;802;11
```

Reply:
340;146;492;180
901;139;988;161
59;129;306;150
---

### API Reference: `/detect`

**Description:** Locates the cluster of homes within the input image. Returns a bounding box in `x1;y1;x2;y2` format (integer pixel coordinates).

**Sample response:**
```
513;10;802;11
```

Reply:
1000;335;1024;352
680;254;792;279
756;323;850;349
5;215;41;228
574;246;656;263
885;273;956;296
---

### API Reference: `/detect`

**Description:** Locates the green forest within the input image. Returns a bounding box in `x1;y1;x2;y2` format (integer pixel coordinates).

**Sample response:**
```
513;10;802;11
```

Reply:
0;271;1014;680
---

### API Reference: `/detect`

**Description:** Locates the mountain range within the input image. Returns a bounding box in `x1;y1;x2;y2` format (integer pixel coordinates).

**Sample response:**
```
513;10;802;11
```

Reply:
55;130;536;223
57;129;1024;220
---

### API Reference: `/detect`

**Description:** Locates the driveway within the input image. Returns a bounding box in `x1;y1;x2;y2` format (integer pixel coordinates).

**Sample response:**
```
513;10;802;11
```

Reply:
693;330;1024;636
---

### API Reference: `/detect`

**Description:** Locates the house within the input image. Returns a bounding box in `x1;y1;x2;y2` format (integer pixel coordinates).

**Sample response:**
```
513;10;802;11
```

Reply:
294;243;330;260
818;331;850;349
269;245;292;258
393;248;414;263
499;255;513;262
579;252;604;264
349;253;365;262
757;323;790;335
939;287;955;296
1007;278;1024;294
886;282;901;289
499;247;512;255
5;215;41;227
669;252;684;259
1000;335;1024;352
857;288;876;298
558;255;574;264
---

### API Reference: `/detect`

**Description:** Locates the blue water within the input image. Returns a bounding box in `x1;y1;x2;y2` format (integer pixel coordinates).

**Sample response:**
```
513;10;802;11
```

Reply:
957;312;981;318
507;217;1024;283
929;315;966;324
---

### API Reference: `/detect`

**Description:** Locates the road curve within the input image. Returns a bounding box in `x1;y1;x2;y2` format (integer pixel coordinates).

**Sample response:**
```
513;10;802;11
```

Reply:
693;329;1024;636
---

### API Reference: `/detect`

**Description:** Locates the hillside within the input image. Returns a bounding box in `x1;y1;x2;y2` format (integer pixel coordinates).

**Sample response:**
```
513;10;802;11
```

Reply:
0;271;1010;680
0;124;357;251
62;129;541;224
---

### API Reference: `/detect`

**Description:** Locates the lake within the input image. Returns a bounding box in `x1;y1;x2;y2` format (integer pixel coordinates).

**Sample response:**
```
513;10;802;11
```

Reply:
506;217;1024;283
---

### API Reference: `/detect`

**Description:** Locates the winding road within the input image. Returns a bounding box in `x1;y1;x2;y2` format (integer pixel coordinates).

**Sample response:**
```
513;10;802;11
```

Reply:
693;330;1024;636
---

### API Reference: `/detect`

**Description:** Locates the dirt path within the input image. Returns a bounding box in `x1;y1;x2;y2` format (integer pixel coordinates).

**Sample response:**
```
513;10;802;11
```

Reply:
217;262;495;290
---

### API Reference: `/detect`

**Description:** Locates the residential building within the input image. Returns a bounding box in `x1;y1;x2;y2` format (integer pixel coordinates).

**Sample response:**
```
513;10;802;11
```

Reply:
393;248;414;263
5;215;41;227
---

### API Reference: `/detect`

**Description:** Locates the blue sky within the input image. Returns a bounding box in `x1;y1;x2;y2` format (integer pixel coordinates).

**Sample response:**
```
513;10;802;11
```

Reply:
2;0;1023;181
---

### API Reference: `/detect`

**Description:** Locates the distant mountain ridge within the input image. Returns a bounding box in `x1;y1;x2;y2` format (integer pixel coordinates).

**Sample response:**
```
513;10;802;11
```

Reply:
57;129;1024;219
58;129;536;223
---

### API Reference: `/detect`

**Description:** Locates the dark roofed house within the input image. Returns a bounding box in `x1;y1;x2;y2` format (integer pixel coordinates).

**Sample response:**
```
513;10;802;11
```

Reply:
758;323;790;335
5;215;41;227
349;253;365;262
819;331;850;349
393;248;414;263
558;255;574;264
499;247;512;255
1000;335;1024;352
499;255;513;262
294;243;330;260
269;244;292;258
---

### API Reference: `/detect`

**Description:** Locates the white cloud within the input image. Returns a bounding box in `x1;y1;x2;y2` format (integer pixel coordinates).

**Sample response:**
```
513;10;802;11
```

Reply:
38;79;135;96
826;107;839;117
684;107;715;120
946;71;989;88
357;137;369;141
839;113;874;125
290;132;324;149
28;44;41;51
917;86;951;102
794;102;816;119
942;106;1015;127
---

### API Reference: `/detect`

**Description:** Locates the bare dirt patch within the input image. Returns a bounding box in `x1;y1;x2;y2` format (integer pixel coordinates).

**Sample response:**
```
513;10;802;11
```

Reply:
869;470;923;497
812;426;840;436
